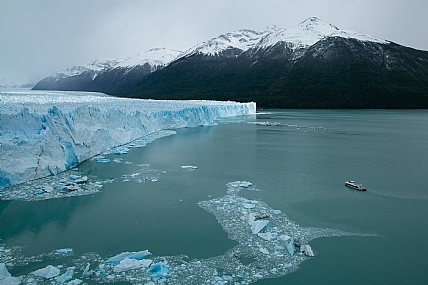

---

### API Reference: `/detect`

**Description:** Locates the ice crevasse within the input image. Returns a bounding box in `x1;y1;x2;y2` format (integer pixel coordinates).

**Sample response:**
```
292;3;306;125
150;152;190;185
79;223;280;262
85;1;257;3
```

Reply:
0;91;256;187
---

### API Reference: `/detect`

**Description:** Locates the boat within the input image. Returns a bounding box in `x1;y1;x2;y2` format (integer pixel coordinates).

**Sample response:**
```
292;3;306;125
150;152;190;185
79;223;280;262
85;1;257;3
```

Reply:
345;180;367;191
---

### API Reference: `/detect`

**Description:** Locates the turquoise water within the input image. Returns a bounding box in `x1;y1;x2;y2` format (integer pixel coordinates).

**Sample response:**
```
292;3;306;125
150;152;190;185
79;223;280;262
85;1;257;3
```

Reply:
1;110;428;284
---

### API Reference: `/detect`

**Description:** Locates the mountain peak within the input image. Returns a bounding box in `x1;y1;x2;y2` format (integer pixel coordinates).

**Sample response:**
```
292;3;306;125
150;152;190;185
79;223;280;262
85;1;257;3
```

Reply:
298;17;339;32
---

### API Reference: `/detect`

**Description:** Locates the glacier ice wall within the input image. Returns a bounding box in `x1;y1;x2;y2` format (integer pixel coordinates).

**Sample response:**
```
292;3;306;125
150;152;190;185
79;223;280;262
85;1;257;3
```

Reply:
0;91;256;187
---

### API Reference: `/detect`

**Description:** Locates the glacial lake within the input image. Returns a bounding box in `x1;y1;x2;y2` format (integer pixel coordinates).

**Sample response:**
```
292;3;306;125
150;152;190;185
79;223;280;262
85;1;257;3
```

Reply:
1;109;428;284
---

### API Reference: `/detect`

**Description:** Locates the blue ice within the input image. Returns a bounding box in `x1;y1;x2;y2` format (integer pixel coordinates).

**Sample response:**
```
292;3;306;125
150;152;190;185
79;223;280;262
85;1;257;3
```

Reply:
147;262;169;278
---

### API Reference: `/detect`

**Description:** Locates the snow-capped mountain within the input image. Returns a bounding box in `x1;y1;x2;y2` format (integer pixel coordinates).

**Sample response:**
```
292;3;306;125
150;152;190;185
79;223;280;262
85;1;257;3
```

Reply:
118;48;181;71
32;48;181;93
33;17;428;108
0;76;37;88
179;27;275;58
52;48;181;79
179;17;388;58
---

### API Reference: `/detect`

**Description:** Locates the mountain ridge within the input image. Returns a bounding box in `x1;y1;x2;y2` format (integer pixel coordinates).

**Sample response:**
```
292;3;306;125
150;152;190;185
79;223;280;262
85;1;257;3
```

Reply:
33;17;428;108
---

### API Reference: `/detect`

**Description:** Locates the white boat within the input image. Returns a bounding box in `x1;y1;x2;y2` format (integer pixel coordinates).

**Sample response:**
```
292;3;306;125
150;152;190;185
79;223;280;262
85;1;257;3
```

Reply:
345;180;367;191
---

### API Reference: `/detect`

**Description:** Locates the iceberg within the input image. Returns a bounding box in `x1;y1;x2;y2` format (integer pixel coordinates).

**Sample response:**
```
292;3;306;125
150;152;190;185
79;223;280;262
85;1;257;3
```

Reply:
250;220;269;234
31;265;60;279
0;91;256;188
56;268;74;283
0;263;21;285
105;250;152;264
113;258;152;273
147;262;169;278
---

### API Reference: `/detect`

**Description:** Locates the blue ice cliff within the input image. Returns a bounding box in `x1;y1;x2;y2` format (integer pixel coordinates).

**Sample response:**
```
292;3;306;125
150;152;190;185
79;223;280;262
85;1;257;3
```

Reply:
0;91;256;187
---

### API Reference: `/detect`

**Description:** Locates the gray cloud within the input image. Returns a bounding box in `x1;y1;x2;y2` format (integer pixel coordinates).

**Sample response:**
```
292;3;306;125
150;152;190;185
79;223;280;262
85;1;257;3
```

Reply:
1;0;427;83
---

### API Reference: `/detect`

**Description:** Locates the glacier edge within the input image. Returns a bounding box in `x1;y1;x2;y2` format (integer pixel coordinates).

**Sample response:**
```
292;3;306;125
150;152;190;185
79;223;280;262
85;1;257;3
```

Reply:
0;91;256;188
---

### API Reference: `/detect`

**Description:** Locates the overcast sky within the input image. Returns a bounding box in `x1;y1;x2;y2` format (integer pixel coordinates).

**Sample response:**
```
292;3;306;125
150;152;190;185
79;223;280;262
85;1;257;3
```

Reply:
1;0;428;84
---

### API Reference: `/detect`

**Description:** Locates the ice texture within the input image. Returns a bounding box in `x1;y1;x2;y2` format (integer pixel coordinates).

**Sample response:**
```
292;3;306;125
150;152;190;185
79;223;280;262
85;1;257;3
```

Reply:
113;258;152;273
0;263;21;285
0;91;256;187
0;181;373;284
105;250;152;264
31;265;60;279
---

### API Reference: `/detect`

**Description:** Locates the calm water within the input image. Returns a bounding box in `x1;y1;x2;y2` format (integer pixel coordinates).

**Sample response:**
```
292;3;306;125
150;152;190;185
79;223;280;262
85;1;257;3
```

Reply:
1;110;428;284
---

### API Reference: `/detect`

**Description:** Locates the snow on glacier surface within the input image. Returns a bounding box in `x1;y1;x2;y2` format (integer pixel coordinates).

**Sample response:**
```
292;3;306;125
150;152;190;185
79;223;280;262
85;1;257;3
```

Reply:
0;90;256;188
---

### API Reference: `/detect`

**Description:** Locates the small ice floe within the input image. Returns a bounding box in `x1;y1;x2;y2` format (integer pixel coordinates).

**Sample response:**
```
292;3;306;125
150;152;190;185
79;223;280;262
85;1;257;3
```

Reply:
74;176;87;184
55;267;74;283
66;184;80;191
105;250;152;264
227;181;252;188
69;174;81;180
248;121;282;126
147;262;169;278
278;234;291;241
259;248;270;255
96;158;110;163
300;245;314;257
43;184;54;193
250;220;269;234
82;263;94;278
0;263;21;285
111;147;129;155
55;248;73;255
31;265;60;279
113;258;152;273
242;203;255;209
181;165;197;169
258;232;277;241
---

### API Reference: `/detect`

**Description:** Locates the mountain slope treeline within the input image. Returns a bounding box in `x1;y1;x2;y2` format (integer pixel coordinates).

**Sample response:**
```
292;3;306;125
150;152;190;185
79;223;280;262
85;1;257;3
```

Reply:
120;37;428;109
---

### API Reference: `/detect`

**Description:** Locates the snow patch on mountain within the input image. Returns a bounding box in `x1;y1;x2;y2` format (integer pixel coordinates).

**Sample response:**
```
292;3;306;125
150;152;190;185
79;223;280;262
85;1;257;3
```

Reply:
180;17;389;58
51;48;181;80
255;17;388;51
117;48;182;72
180;28;274;57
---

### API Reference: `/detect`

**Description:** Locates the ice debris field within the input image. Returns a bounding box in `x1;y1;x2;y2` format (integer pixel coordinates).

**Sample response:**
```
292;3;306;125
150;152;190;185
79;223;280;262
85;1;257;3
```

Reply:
0;90;256;189
0;181;370;285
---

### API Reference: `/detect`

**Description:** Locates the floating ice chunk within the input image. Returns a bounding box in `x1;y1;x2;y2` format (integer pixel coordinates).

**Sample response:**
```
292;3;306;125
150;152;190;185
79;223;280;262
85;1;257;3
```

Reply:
97;264;105;277
66;184;80;191
227;181;252;188
69;175;81;180
74;176;87;184
243;203;255;209
300;245;314;257
0;263;10;279
250;220;269;234
286;240;295;256
112;147;129;154
32;265;60;279
56;268;74;283
56;248;73;255
113;258;152;273
181;165;197;169
259;248;270;254
105;250;152;264
43;185;54;193
272;209;281;215
147;262;169;278
96;158;110;163
82;263;94;278
258;232;277;241
0;263;21;285
278;234;291;241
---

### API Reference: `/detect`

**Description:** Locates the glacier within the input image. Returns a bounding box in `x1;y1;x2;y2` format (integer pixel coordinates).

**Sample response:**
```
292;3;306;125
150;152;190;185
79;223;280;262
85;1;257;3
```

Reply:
0;90;256;188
